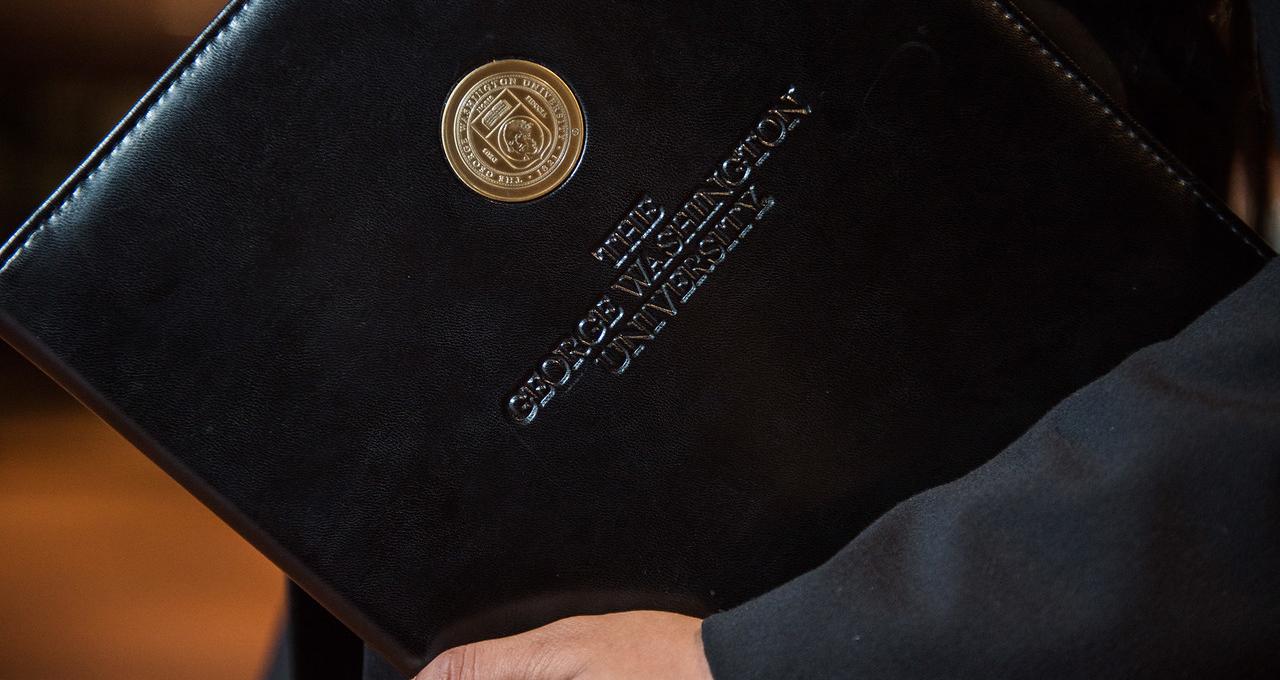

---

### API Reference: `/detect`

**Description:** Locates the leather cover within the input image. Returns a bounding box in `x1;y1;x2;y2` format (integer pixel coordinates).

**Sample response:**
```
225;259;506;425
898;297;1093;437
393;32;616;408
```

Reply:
0;0;1271;673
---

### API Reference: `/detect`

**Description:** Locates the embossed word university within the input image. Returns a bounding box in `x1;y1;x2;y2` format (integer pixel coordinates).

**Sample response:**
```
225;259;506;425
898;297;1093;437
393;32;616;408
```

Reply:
507;87;812;424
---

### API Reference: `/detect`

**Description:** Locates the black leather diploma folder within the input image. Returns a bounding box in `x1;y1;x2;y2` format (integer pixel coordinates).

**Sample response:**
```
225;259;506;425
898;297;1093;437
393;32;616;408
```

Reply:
0;0;1272;673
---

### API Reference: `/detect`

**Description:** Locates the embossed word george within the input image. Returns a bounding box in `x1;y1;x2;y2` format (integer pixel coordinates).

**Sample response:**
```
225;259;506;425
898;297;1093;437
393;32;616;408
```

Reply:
507;87;811;424
441;59;585;202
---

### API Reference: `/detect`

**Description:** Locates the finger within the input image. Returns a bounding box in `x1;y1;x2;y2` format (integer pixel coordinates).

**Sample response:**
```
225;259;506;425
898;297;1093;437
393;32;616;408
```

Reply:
417;642;514;680
414;629;568;680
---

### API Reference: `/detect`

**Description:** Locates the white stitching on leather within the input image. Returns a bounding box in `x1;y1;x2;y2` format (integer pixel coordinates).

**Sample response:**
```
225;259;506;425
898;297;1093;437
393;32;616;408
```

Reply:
0;1;255;275
2;0;1266;275
988;0;1269;261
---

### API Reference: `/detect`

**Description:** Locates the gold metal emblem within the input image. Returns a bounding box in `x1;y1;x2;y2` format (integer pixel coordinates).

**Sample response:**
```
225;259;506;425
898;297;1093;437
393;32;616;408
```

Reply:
441;59;585;202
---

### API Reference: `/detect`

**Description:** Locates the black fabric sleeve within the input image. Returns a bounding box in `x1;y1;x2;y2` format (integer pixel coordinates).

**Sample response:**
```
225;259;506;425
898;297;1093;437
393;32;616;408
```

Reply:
701;260;1280;679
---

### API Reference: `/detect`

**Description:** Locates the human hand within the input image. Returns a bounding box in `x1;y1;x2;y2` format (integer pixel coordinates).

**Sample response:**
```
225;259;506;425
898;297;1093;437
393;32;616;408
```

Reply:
415;611;713;680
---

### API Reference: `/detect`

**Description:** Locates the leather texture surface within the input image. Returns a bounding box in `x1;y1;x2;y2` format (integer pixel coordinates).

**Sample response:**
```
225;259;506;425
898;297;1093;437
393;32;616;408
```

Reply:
0;0;1272;673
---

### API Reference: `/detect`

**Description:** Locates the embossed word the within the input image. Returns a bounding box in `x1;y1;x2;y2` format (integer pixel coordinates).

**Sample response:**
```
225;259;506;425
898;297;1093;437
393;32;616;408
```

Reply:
507;87;811;424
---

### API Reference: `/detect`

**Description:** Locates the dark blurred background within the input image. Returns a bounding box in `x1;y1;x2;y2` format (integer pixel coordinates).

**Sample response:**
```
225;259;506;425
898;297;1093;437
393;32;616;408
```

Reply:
1;2;283;679
1;1;1277;679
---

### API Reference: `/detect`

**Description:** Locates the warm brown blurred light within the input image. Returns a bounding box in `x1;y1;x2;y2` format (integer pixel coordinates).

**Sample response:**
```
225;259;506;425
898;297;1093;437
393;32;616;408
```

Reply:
0;370;283;679
1;2;1277;679
0;1;283;679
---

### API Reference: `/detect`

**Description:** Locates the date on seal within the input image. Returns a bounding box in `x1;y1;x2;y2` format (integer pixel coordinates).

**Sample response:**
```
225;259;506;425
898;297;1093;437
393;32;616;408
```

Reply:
441;59;585;202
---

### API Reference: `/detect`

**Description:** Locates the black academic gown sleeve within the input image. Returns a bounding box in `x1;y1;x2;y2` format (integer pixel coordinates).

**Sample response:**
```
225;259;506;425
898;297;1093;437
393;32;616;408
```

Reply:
701;259;1280;679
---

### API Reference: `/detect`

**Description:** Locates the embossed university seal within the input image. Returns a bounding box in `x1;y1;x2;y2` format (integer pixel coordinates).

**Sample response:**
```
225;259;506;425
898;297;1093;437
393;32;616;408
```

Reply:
441;59;585;202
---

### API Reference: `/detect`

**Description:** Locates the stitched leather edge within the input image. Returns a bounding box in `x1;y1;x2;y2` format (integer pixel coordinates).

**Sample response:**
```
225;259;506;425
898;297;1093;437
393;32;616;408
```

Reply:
992;0;1274;262
0;1;427;670
3;0;1270;274
0;1;1270;670
0;0;254;274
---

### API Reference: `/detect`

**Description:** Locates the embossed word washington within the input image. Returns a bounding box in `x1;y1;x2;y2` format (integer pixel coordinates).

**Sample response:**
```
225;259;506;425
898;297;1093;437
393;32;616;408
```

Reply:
507;87;811;424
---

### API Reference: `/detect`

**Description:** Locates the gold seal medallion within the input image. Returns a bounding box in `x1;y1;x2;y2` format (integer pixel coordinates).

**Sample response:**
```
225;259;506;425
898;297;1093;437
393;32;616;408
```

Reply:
441;59;585;202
